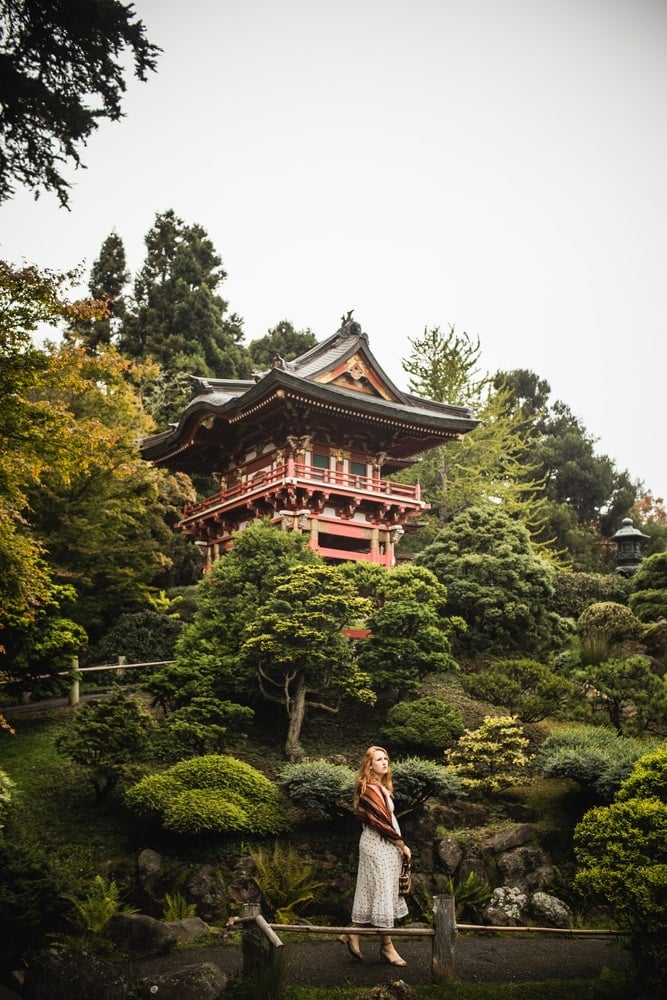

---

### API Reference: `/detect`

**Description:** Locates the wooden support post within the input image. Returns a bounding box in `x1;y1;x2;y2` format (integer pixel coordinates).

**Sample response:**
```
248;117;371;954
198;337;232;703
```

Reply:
69;656;80;706
432;893;457;983
240;902;284;988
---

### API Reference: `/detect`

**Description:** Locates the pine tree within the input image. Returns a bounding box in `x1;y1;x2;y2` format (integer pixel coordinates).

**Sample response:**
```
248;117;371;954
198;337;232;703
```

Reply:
398;325;549;542
66;232;129;351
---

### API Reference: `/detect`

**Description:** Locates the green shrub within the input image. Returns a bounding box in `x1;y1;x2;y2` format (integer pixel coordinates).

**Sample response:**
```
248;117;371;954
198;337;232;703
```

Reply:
382;697;464;755
163;789;250;835
87;609;184;666
616;743;667;803
550;572;630;621
392;756;462;813
151;696;254;762
629;552;667;624
124;772;182;817
460;659;576;722
444;716;532;793
576;602;643;664
56;687;156;801
537;726;658;802
125;754;287;837
279;761;355;819
575;655;667;735
574;795;667;992
0;840;66;969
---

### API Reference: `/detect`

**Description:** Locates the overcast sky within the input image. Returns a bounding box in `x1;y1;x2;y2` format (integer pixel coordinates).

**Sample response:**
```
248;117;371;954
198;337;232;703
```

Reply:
1;0;665;506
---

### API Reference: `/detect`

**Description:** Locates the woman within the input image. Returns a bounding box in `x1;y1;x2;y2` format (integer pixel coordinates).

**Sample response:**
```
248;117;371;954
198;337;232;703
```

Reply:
339;745;411;966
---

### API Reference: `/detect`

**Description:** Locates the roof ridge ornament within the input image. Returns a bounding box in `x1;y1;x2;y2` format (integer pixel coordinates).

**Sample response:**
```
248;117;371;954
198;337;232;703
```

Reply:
338;309;362;338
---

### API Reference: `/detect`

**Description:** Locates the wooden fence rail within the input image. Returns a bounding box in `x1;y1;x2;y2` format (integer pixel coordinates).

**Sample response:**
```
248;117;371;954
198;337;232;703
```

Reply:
239;899;621;985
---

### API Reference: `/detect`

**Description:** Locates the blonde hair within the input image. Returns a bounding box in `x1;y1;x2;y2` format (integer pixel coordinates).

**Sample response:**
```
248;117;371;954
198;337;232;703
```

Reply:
354;745;394;806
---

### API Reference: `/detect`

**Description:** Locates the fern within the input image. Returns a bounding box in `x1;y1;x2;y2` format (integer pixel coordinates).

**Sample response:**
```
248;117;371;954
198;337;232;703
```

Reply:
250;842;324;924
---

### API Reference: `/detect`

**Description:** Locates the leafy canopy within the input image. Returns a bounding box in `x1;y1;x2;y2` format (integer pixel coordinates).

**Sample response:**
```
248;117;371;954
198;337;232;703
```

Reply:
356;563;463;692
241;562;375;758
0;0;159;206
574;747;667;991
416;503;572;658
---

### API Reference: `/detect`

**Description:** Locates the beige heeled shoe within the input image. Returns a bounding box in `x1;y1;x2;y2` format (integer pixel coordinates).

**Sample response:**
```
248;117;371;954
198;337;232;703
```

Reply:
380;943;406;966
339;933;363;960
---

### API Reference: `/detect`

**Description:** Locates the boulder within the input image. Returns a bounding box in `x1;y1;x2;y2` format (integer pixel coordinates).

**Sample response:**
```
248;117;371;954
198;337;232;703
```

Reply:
530;890;572;928
458;856;488;884
483;824;536;853
104;913;177;955
168;916;211;943
186;864;228;922
496;846;553;892
483;886;527;925
436;836;463;874
22;948;130;1000
137;962;227;1000
137;848;163;880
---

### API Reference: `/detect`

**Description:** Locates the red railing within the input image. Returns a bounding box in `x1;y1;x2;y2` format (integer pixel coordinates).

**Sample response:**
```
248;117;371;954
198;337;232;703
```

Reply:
182;461;422;518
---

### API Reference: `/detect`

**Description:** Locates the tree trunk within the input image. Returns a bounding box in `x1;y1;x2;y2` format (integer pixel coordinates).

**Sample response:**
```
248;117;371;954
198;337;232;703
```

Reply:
284;672;307;761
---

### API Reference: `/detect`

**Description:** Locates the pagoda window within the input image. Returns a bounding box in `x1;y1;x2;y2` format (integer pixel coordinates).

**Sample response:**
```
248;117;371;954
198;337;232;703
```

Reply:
312;452;329;481
350;460;366;486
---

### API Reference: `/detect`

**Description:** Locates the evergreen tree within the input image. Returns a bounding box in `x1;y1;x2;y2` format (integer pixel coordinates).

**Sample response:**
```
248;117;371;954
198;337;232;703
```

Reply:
241;563;374;760
66;232;129;351
398;325;548;543
416;502;572;658
248;319;317;368
120;211;252;423
498;370;637;569
0;0;159;207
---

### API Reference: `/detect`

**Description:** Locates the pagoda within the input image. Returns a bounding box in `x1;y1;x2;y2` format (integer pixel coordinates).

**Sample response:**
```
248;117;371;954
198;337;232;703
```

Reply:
140;315;478;568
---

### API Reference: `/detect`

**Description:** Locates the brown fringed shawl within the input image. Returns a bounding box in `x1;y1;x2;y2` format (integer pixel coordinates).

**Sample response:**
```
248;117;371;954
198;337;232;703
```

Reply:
356;784;401;843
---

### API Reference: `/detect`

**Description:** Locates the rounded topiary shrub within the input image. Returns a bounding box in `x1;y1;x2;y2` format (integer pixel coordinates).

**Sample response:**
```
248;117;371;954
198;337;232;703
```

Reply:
382;697;464;756
576;602;642;663
279;761;356;819
392;756;462;813
125;755;287;836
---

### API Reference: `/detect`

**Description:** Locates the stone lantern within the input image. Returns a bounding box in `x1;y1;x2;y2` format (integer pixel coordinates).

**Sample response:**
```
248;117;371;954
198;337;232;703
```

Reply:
609;517;650;577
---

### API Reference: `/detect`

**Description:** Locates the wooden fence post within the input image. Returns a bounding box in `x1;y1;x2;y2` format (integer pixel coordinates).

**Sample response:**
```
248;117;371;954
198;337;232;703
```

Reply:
68;656;80;706
240;902;285;988
432;893;457;983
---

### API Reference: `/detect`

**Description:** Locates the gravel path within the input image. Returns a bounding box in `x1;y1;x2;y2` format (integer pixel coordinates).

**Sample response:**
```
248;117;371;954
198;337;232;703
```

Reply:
127;932;631;989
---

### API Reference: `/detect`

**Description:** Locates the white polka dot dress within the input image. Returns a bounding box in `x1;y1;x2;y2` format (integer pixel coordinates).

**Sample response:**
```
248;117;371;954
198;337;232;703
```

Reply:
351;787;408;927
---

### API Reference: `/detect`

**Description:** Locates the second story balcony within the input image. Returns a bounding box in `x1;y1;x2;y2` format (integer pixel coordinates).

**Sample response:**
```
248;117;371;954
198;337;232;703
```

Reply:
181;459;424;522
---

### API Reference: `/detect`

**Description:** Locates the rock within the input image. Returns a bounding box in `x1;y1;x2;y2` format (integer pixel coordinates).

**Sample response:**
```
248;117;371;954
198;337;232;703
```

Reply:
530;891;572;928
137;961;227;1000
458;856;488;883
22;948;130;1000
168;916;211;943
483;823;536;853
104;913;177;955
482;904;517;926
137;848;163;879
356;980;418;1000
496;846;552;892
186;864;228;922
483;886;527;925
436;836;463;874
